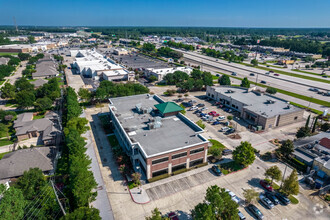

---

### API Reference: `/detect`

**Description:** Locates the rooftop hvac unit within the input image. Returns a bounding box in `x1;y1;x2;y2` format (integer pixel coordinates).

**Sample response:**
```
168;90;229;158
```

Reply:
154;116;162;122
135;103;142;112
154;121;162;128
143;108;148;114
148;123;155;129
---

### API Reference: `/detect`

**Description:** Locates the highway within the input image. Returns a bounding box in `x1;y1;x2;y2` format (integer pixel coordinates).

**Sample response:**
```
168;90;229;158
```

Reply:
176;50;330;103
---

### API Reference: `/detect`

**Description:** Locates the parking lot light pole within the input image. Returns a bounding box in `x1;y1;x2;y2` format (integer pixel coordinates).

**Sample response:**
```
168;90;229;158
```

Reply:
280;164;288;189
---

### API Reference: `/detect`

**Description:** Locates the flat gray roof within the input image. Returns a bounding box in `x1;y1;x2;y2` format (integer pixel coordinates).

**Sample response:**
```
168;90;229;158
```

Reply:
109;94;207;157
213;86;302;118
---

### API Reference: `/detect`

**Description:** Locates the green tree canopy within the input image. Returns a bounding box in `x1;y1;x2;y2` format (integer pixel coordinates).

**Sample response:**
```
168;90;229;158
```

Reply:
35;97;53;112
296;126;311;138
251;59;258;66
266;87;277;94
218;75;231;85
16;91;35;109
240;77;250;88
265;165;282;184
243;189;259;204
15;168;47;200
145;208;168;220
282;169;299;196
0;186;26;219
279;139;294;157
61;207;101;220
78;88;92;102
233;141;256;167
0;82;16;99
192;185;239;220
18;52;31;61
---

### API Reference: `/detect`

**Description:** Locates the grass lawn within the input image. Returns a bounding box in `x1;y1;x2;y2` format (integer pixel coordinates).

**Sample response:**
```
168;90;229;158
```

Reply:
292;69;321;76
0;52;18;56
212;75;219;80
219;161;244;175
0;80;5;85
107;135;119;147
240;63;329;84
0;139;14;146
289;195;299;204
208;139;226;153
217;71;330;110
128;181;139;189
0;152;10;160
33;113;45;120
260;63;284;69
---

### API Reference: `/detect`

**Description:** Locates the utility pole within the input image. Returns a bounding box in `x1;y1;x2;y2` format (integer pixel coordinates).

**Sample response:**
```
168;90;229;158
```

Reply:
280;164;288;189
50;180;66;216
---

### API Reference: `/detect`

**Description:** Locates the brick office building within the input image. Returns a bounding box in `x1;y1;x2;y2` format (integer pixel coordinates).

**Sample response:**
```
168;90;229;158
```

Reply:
108;94;209;180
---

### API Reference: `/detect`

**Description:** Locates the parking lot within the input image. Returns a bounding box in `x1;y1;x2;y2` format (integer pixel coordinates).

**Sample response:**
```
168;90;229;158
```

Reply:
111;51;173;70
160;91;305;154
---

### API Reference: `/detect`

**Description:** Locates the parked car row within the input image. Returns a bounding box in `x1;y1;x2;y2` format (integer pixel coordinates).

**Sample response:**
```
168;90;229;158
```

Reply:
309;88;330;96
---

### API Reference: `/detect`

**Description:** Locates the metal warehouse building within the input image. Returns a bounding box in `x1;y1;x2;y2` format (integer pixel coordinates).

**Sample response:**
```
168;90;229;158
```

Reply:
206;86;305;130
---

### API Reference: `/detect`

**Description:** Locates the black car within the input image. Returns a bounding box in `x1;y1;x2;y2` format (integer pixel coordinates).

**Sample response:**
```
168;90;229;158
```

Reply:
197;103;205;107
212;165;222;176
222;149;233;155
225;128;235;135
247;204;264;220
275;192;290;205
260;80;266;84
265;192;279;205
250;73;255;76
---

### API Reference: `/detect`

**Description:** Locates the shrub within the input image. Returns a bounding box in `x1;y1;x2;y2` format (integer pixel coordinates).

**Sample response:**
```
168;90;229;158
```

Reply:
289;195;299;204
172;168;188;175
148;173;170;183
196;120;206;129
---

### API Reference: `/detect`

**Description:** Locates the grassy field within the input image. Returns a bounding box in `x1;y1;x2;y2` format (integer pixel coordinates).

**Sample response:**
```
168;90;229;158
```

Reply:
0;52;18;56
217;71;330;112
240;63;329;84
0;139;14;147
0;152;10;160
291;69;322;76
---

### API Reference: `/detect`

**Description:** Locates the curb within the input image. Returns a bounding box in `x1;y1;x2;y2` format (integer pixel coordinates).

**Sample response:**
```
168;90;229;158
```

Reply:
124;177;150;205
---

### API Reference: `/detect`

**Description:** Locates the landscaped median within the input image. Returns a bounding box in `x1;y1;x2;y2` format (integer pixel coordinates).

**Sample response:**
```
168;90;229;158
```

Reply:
240;63;329;84
217;71;329;114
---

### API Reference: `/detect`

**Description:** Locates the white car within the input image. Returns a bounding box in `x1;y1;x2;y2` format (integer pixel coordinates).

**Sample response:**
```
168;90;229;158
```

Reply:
189;106;198;111
225;189;241;204
220;127;230;132
259;194;274;209
201;107;208;111
217;116;226;121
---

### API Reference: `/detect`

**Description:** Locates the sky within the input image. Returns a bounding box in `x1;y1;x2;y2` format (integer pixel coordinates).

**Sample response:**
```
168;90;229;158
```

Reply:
0;0;330;28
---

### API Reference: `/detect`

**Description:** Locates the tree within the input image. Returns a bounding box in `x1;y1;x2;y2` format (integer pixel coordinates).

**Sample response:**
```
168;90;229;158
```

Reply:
78;88;92;102
296;126;311;138
311;117;318;133
282;169;299;196
16;91;35;109
265;166;282;184
142;43;156;52
64;117;89;135
28;35;36;43
218;75;231;85
279;140;294;157
61;207;101;220
305;114;311;128
146;208;168;220
95;87;107;102
35;97;53;112
132;172;141;185
191;69;202;80
227;115;233;121
243;189;259;204
15;77;34;92
0;186;26;220
266;87;277;94
202;71;214;86
149;75;157;82
240;77;250;88
209;148;222;159
251;59;258;66
15;168;47;200
18;52;31;61
192;185;239;220
0;82;16;99
232;141;256;167
321;122;330;132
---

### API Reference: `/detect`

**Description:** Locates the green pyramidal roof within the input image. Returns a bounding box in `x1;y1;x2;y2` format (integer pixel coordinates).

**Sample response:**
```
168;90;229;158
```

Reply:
154;102;183;114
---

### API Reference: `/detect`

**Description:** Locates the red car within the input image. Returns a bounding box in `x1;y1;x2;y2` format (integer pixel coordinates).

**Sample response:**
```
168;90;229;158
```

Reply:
208;111;219;117
168;212;179;220
274;73;280;76
260;180;273;192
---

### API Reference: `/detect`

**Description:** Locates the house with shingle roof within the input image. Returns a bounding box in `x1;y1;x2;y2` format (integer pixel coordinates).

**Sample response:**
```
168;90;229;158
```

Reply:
14;112;59;145
0;147;55;180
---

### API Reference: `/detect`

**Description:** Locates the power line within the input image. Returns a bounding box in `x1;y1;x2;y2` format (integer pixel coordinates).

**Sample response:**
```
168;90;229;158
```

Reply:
23;183;50;212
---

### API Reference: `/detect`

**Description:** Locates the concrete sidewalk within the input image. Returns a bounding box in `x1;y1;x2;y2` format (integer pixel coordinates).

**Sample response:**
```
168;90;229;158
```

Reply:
129;187;150;204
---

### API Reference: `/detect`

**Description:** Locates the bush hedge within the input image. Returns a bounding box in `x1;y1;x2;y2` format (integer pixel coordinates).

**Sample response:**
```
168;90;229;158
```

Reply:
148;173;170;183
